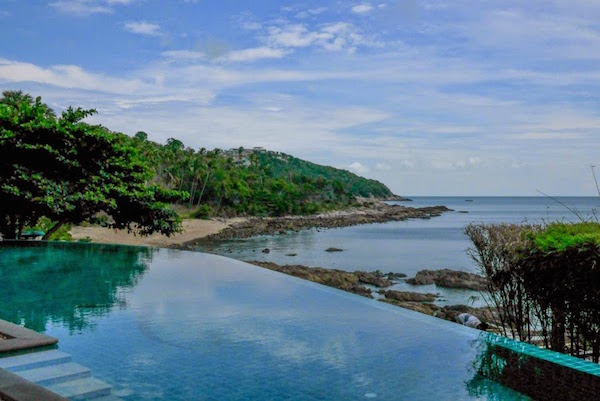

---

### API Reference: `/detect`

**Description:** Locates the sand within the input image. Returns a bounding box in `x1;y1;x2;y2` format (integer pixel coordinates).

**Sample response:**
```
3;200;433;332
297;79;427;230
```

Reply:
69;218;246;248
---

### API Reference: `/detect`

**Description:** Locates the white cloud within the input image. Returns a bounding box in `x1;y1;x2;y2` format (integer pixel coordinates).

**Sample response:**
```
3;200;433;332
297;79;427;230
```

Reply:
351;3;374;14
266;22;382;52
49;0;132;16
348;162;370;174
513;132;586;140
295;7;328;19
162;47;288;63
0;58;144;94
226;47;288;62
124;21;161;36
431;156;482;170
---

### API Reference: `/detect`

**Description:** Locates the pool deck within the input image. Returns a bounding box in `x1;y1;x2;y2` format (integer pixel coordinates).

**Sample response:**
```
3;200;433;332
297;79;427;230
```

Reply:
0;319;66;400
0;320;58;353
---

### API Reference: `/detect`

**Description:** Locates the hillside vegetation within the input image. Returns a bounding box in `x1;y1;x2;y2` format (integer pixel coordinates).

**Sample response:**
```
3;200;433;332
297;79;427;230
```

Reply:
131;138;397;218
255;151;393;199
0;90;400;240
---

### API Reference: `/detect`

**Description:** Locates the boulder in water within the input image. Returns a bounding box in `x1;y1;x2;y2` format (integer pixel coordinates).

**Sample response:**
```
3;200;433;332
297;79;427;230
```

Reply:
325;247;344;252
406;269;487;291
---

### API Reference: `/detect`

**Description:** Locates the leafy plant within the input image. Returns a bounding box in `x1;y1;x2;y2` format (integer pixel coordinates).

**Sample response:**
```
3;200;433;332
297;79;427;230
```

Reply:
0;91;185;240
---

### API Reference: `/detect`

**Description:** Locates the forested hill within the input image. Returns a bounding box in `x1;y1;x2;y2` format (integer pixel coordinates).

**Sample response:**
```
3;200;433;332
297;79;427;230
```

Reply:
254;150;393;199
131;136;398;217
0;90;400;240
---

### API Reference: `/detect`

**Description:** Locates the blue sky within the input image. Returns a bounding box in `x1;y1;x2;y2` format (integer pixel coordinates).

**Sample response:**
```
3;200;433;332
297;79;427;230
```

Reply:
1;0;599;195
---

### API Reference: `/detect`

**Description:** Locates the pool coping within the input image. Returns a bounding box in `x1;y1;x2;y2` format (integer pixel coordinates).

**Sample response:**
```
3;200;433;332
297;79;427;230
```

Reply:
0;368;68;401
0;320;58;353
0;321;66;401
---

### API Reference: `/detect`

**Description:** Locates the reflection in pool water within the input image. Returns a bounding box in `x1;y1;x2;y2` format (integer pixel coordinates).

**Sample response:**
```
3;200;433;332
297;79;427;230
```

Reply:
0;242;530;400
0;242;154;332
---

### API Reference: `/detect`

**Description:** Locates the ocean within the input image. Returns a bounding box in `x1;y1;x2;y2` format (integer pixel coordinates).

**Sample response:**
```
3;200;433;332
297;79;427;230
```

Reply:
196;196;600;306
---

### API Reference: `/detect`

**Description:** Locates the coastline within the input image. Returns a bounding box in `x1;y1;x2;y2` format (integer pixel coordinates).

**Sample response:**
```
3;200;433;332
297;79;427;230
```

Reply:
66;204;499;330
180;201;451;246
69;218;246;247
69;201;450;248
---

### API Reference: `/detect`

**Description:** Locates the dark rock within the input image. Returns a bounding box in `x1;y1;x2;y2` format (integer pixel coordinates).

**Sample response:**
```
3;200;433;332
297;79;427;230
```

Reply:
325;247;343;252
285;253;297;257
189;204;452;243
386;272;407;280
248;261;372;298
379;298;440;315
262;248;270;254
379;290;437;302
355;271;393;288
458;211;469;214
406;269;487;291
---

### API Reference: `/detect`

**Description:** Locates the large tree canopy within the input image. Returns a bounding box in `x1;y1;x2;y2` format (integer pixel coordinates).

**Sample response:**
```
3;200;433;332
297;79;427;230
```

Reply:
0;91;183;239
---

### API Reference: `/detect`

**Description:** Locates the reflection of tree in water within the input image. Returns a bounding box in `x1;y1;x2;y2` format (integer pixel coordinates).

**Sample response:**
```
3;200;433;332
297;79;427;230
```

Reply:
0;242;154;333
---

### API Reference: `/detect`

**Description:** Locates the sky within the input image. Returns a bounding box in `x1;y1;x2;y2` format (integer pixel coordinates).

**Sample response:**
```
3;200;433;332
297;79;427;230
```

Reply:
1;0;599;196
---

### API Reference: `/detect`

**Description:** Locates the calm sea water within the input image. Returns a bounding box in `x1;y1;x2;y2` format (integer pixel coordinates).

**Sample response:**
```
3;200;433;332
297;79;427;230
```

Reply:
197;197;600;305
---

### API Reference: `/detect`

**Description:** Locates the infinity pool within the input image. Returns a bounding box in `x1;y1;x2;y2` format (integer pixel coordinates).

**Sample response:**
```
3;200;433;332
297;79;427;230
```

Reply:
0;242;529;400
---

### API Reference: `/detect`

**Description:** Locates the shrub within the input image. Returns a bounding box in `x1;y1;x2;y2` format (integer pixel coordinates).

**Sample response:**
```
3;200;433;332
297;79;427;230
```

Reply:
467;222;600;362
520;222;600;362
466;223;541;343
192;204;214;220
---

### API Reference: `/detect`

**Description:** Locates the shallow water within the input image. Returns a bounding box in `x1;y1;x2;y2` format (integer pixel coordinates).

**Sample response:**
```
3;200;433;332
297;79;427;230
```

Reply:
196;197;600;306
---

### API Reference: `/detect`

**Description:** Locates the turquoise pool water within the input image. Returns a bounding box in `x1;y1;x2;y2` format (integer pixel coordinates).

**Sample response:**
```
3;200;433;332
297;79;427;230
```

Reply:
0;242;530;400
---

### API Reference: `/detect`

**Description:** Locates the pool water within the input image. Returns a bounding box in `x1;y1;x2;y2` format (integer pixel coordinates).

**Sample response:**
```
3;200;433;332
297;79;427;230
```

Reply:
0;242;530;400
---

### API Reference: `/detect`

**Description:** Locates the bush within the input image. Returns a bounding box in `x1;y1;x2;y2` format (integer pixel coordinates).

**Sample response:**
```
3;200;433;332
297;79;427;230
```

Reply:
520;222;600;362
466;223;540;343
467;222;600;362
192;204;214;220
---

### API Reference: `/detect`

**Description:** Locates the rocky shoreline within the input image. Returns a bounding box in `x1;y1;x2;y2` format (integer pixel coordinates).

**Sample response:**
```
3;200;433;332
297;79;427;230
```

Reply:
248;261;394;298
247;261;501;330
182;202;451;245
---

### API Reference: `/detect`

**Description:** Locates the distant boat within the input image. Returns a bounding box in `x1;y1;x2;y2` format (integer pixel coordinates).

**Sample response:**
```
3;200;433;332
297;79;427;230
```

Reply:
465;199;474;202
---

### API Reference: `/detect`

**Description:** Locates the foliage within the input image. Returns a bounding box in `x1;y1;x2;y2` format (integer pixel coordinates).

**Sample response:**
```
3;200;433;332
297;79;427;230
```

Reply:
467;222;600;363
466;223;542;343
528;222;600;252
32;217;72;241
192;204;214;220
520;222;600;362
255;151;393;199
129;138;394;217
0;92;184;240
1;90;397;239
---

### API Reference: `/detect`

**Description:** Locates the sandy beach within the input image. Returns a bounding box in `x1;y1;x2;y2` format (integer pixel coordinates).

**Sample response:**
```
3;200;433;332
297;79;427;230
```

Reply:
69;201;450;248
69;218;246;247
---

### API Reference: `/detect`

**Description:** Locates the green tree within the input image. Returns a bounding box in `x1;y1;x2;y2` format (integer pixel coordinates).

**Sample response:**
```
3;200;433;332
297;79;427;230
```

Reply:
0;92;184;240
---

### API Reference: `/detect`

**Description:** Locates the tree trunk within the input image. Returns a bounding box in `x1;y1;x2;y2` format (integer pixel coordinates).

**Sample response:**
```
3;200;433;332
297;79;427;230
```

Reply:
189;177;198;207
550;305;566;352
197;170;211;205
42;221;64;241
